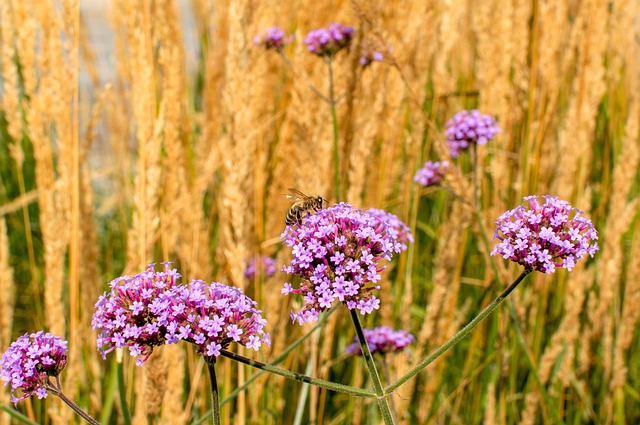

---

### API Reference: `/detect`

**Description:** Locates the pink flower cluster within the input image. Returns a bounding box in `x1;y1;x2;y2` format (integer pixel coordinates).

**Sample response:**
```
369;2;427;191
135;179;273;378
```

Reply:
253;26;292;51
281;203;402;324
346;326;414;356
491;196;599;273
365;208;414;252
0;332;68;404
244;255;277;280
93;264;270;365
304;23;355;57
414;160;449;187
445;110;500;158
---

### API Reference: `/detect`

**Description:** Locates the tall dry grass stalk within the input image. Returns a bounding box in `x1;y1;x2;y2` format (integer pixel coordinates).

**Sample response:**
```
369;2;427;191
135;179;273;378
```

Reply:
552;0;607;201
0;219;11;424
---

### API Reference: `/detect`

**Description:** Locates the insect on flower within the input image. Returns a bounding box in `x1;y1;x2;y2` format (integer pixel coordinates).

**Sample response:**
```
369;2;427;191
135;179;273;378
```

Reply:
285;188;326;226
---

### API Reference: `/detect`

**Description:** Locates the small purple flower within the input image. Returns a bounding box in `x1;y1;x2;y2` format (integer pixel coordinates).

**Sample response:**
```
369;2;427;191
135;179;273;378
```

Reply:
167;280;270;357
414;160;449;187
445;110;500;158
253;26;293;51
365;208;414;252
304;23;355;58
346;326;414;356
281;203;401;325
359;42;384;68
92;263;182;365
1;332;68;404
244;255;277;280
491;196;599;273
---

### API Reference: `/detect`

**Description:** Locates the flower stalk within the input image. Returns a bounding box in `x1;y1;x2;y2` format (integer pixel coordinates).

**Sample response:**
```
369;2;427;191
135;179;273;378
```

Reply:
219;349;376;398
349;309;396;424
205;357;221;425
385;269;531;394
47;377;100;425
327;58;341;200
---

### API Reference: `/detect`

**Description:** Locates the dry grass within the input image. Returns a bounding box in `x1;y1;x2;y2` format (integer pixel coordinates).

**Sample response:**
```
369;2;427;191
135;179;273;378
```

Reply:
1;0;639;424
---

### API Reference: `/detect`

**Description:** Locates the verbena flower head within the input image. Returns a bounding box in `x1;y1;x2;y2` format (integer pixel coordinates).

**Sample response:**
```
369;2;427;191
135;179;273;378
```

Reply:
365;208;414;252
414;160;449;187
92;263;181;365
253;26;292;51
345;326;414;356
167;280;270;357
491;196;599;273
445;109;500;158
1;332;68;404
304;23;355;58
244;255;277;280
281;203;401;324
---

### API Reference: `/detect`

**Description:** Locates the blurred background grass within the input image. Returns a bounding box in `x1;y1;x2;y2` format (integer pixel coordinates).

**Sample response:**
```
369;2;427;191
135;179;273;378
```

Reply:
0;0;639;423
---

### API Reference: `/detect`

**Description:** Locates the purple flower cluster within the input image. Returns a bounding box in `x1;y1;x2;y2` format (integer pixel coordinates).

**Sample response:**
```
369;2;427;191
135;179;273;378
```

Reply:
345;326;414;356
304;23;355;58
359;49;383;68
365;208;414;252
491;196;599;273
93;264;269;365
1;332;68;403
165;280;270;357
253;26;292;51
414;160;449;187
445;110;500;158
281;203;401;324
244;255;277;280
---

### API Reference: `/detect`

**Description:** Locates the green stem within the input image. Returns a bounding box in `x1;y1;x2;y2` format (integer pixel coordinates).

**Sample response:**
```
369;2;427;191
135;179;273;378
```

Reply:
205;358;221;425
0;403;40;425
116;360;131;425
49;377;101;425
327;58;341;200
385;269;531;394
219;349;376;398
348;309;395;425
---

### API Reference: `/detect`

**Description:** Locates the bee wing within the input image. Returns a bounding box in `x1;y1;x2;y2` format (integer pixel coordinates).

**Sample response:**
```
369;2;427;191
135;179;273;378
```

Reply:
286;188;311;201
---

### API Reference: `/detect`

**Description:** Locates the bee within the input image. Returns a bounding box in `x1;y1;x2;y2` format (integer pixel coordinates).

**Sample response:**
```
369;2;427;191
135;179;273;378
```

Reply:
285;188;326;226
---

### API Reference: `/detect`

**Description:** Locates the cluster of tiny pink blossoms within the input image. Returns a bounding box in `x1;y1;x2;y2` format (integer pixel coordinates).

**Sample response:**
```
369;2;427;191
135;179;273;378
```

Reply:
244;255;277;280
414;160;449;187
304;22;355;57
445;110;500;158
165;280;270;357
359;48;383;67
92;263;269;365
0;332;68;404
253;26;293;51
281;203;402;324
365;208;413;252
345;326;414;356
491;196;599;273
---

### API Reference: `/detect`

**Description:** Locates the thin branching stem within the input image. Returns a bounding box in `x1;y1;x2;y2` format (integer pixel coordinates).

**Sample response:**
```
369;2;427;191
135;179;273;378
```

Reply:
349;309;395;425
327;58;341;200
205;358;221;425
48;377;100;425
219;349;376;398
385;269;531;394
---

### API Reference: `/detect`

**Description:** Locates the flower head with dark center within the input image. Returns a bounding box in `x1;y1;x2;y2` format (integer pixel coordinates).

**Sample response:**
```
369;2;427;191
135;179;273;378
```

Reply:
1;332;68;404
491;196;599;273
253;26;292;51
304;23;355;58
92;263;181;365
244;255;277;280
281;203;401;324
365;208;414;252
166;280;270;357
445;110;500;158
414;161;449;187
345;326;414;356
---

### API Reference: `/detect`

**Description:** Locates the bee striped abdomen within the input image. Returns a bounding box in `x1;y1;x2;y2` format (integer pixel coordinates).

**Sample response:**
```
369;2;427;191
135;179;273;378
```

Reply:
285;189;326;226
